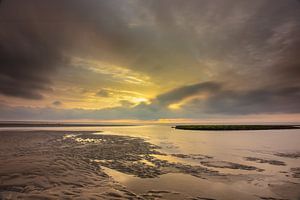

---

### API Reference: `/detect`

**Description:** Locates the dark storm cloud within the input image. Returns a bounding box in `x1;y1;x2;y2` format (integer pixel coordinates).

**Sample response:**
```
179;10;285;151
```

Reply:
113;83;300;119
151;81;300;117
154;82;221;106
0;0;132;99
183;85;300;115
0;29;63;99
0;0;68;99
136;0;300;88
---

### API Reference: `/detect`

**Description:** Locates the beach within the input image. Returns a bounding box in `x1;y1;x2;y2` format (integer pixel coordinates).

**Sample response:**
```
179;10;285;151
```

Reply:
0;126;300;200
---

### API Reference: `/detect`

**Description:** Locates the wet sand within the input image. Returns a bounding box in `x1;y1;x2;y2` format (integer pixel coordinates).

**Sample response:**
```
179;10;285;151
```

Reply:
0;129;300;200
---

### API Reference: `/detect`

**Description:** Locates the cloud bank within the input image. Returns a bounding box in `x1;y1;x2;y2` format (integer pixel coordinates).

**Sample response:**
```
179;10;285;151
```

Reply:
0;0;299;121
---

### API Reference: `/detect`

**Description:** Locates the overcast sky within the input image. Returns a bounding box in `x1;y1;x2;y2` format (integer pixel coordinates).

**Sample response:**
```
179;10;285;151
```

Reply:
0;0;299;123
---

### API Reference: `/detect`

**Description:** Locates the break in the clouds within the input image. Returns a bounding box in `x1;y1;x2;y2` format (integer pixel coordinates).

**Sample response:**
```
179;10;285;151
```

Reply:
0;0;299;121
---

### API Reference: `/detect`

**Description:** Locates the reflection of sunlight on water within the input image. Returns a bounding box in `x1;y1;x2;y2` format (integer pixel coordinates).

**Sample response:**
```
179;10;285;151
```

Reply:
74;137;104;144
152;154;183;163
140;159;155;167
93;131;115;135
63;133;105;144
102;166;135;183
63;134;79;139
152;154;264;176
102;166;267;200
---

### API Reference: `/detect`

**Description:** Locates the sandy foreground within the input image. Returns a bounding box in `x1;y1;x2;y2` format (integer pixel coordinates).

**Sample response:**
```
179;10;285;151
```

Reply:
0;130;299;200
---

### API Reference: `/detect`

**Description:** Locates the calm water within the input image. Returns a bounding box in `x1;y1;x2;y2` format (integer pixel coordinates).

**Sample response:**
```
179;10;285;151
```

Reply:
1;125;300;199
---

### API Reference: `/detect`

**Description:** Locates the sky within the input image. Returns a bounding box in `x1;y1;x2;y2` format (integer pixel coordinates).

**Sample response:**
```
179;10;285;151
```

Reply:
0;0;300;123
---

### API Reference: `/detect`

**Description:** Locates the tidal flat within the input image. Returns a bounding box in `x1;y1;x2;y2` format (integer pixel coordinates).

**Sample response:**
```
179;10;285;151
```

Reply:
0;126;300;200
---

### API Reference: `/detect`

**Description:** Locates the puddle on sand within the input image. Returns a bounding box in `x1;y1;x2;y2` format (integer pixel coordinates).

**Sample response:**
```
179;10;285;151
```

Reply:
152;154;265;176
102;166;274;200
140;159;156;167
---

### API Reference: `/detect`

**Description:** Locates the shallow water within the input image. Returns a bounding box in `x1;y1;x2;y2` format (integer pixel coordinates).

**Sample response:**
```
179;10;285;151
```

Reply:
1;125;300;199
98;125;300;199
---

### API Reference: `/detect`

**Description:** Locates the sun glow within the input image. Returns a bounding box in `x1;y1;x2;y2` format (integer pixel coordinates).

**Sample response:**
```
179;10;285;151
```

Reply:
131;97;150;104
168;103;182;110
168;94;209;110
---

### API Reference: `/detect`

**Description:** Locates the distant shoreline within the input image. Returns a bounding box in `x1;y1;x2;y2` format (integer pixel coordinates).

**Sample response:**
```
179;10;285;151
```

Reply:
0;123;136;127
174;125;300;131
